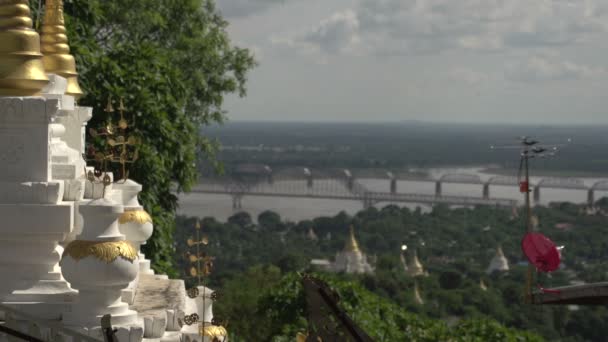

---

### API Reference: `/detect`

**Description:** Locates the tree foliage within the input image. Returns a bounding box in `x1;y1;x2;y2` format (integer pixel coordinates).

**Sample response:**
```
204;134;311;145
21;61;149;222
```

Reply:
30;0;256;275
175;201;608;341
215;268;543;341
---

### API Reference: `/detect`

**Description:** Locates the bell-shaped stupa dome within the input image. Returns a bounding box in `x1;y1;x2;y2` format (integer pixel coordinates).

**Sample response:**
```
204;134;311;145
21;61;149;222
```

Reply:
486;246;510;274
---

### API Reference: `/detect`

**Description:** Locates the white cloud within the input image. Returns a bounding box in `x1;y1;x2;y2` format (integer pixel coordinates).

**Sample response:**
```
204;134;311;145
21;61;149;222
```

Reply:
449;68;489;85
505;56;605;82
216;0;291;18
273;0;608;57
271;9;361;56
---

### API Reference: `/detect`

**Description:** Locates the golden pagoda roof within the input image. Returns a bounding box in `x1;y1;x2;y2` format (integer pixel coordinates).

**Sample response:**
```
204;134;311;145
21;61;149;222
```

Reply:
343;225;361;253
496;246;505;257
0;0;49;95
40;0;83;98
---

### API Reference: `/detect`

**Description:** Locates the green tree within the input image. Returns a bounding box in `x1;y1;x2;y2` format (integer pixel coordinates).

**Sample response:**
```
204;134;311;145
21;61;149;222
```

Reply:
258;210;282;231
30;0;256;275
228;211;253;229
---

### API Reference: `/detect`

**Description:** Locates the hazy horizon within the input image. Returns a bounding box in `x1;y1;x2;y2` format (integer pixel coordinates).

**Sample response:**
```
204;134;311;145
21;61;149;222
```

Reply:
215;118;608;127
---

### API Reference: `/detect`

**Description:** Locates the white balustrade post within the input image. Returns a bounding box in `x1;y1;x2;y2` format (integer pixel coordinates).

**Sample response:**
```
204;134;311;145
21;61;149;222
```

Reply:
60;175;143;341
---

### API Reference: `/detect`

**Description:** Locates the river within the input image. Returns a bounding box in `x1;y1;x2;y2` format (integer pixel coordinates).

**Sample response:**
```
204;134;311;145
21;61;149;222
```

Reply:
177;167;608;222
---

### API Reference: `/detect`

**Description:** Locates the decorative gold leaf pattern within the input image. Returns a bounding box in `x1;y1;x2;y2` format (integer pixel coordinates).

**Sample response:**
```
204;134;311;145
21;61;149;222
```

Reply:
199;325;228;338
118;210;152;224
63;240;138;263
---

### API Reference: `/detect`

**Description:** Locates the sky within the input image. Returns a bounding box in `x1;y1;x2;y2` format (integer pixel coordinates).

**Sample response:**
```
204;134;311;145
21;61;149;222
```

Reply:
215;0;608;124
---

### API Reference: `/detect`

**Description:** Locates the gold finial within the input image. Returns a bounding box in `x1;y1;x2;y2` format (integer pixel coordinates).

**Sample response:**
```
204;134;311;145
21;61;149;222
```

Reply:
40;0;83;99
105;97;114;113
480;279;488;291
407;250;426;277
0;0;49;96
414;282;424;305
343;225;361;253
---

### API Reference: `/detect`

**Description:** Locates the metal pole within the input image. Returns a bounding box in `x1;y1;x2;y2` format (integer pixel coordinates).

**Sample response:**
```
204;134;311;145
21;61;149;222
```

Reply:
523;148;534;304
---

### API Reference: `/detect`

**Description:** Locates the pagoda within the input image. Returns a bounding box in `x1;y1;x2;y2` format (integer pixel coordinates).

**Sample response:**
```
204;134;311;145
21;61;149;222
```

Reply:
311;226;374;274
486;246;510;274
330;226;374;274
0;2;221;341
407;250;427;277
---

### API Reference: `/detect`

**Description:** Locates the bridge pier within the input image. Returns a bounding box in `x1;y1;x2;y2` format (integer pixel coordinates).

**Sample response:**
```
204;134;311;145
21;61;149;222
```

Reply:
362;193;374;210
346;177;354;191
533;186;540;204
232;194;243;210
482;184;490;199
435;181;442;197
588;189;595;207
390;179;397;194
306;176;313;189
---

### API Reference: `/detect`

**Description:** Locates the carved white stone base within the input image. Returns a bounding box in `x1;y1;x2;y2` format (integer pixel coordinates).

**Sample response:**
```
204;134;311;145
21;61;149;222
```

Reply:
139;253;155;275
67;324;144;342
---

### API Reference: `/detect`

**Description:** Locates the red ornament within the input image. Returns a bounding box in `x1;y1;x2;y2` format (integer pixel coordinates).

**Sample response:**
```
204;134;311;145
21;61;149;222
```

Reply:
519;181;529;193
521;232;561;273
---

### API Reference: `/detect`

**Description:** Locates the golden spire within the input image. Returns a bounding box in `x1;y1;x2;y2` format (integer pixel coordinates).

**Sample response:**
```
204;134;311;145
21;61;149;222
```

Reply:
40;0;82;99
413;282;424;305
480;279;488;291
407;250;426;277
0;0;49;96
343;225;361;253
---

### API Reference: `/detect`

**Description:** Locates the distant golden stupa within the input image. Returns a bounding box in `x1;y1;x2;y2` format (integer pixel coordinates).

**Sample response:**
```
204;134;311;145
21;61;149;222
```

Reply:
40;0;83;98
414;282;424;305
407;250;427;277
0;0;49;95
343;225;361;253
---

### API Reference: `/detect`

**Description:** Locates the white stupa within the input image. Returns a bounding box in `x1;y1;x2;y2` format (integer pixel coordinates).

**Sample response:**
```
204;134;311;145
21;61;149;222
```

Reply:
330;226;374;274
486;246;510;274
0;2;224;341
311;226;374;274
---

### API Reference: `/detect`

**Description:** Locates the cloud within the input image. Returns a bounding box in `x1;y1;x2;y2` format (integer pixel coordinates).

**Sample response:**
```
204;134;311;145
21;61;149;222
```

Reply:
505;56;605;82
273;0;608;56
449;68;489;85
271;9;361;56
216;0;290;18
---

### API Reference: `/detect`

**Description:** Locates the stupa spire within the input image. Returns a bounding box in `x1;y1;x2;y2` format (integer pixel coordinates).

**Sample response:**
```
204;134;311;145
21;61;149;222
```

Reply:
480;279;488;291
0;0;49;96
343;225;361;253
413;282;424;305
40;0;83;98
407;250;426;277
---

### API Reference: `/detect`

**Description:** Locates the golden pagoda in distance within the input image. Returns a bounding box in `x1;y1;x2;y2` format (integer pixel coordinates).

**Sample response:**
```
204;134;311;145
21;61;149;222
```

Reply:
343;225;361;253
309;225;374;274
407;250;428;277
414;282;424;305
40;0;83;98
0;0;49;95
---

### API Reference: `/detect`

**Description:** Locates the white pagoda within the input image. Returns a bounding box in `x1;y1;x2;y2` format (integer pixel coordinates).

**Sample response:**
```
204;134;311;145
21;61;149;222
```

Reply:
310;226;374;274
0;1;223;341
331;226;374;274
486;246;510;274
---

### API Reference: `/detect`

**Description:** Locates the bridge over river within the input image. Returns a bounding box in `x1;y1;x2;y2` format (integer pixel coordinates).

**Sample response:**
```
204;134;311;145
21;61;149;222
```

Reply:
191;166;608;210
188;166;604;210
